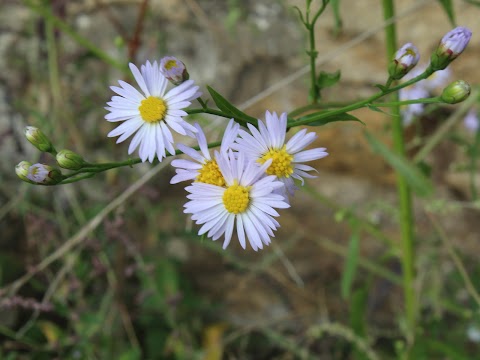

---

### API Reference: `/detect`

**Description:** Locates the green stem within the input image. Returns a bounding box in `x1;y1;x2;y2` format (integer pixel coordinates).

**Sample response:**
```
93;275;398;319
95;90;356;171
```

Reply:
470;127;480;200
375;97;442;107
382;0;416;350
305;1;329;104
24;0;127;72
287;70;433;129
58;140;222;184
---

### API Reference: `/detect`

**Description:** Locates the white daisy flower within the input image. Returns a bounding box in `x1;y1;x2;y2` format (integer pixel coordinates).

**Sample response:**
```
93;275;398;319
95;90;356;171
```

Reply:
184;151;290;251
105;60;201;163
170;119;240;185
232;111;328;197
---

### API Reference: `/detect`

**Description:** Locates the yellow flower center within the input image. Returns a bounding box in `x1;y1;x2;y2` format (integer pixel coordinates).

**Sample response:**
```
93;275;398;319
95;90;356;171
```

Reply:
258;145;294;177
222;181;251;214
138;96;167;123
196;160;225;186
164;59;178;70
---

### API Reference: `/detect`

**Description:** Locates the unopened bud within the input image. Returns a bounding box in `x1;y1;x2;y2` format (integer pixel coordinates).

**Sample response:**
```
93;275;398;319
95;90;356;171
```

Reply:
16;161;34;183
441;80;471;104
389;43;420;80
56;149;85;170
27;163;63;185
24;126;55;153
160;56;189;85
430;27;472;71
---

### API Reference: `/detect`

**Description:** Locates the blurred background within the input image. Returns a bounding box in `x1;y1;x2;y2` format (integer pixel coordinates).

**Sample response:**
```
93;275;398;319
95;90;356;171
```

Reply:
1;0;480;358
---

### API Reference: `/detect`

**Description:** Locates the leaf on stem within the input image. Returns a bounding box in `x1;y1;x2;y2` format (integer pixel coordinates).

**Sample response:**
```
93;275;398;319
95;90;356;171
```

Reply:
317;70;341;89
207;86;258;126
297;112;365;127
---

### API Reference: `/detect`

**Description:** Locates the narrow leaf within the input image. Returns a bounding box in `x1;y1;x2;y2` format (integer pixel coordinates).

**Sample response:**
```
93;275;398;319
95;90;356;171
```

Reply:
330;0;343;35
436;0;456;26
341;222;361;299
364;131;433;196
299;112;365;127
207;86;257;125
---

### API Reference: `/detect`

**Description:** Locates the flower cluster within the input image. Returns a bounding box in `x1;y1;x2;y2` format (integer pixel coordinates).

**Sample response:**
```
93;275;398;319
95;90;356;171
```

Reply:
171;112;328;250
103;58;329;250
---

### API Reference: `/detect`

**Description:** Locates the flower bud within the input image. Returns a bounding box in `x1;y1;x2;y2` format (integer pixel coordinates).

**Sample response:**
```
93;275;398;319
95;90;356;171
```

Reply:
56;149;85;170
27;163;63;185
430;27;472;71
24;126;55;153
16;161;34;183
441;80;471;104
159;56;189;85
389;43;420;80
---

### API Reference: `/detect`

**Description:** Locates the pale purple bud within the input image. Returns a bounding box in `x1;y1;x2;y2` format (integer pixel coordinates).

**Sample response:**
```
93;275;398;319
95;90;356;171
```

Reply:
27;163;62;185
389;43;420;79
431;27;472;70
159;56;189;85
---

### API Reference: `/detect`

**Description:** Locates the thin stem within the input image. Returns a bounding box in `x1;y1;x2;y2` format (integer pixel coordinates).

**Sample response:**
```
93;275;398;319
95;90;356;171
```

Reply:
305;1;329;103
57;140;222;185
287;69;433;129
470;127;480;200
382;0;416;350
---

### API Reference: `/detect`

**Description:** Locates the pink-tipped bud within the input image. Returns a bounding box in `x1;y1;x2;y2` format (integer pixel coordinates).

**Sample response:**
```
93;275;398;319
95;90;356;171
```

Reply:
430;27;472;71
389;43;420;80
159;56;189;85
27;163;63;185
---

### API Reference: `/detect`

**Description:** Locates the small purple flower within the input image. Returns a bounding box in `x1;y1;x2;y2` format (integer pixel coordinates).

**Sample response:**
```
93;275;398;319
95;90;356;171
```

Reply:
160;56;189;85
389;43;420;80
464;109;479;132
431;27;472;70
438;26;472;58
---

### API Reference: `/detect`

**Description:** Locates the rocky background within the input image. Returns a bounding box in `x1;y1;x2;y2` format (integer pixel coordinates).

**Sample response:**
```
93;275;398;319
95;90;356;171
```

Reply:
1;0;480;358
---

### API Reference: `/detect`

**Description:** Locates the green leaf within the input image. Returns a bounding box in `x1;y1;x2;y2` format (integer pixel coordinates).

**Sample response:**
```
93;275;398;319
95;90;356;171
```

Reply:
299;112;365;127
367;104;398;117
207;86;257;125
317;70;341;89
341;221;361;299
364;131;433;196
330;0;343;35
436;0;456;26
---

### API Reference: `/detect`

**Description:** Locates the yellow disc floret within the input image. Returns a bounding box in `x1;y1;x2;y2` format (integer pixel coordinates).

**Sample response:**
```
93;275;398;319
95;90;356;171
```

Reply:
196;160;225;186
138;96;167;123
258;145;294;177
222;181;251;214
164;59;178;70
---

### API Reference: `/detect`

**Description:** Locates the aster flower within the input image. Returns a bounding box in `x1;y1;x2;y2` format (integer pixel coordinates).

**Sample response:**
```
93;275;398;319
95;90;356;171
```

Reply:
184;151;290;251
105;60;201;163
170;119;240;185
232;111;328;197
